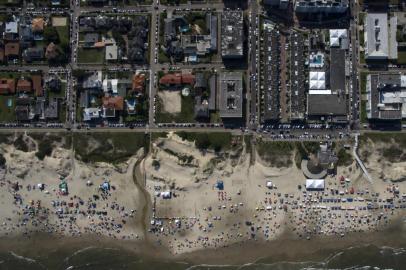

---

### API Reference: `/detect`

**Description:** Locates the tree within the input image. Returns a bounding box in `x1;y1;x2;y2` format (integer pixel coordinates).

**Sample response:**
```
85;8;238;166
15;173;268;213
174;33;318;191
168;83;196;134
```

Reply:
44;27;60;43
152;159;160;170
0;154;6;167
195;134;210;150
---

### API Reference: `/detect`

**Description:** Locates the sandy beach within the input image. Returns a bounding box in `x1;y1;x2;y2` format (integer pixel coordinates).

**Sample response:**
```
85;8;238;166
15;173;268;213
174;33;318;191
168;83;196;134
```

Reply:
0;132;405;266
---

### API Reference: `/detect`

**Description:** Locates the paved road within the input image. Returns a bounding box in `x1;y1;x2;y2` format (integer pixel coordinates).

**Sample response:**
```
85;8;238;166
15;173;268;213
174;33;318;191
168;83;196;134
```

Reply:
247;0;260;130
350;0;360;130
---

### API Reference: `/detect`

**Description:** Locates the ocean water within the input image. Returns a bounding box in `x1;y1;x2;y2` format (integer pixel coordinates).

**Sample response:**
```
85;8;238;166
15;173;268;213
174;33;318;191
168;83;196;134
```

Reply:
0;245;405;270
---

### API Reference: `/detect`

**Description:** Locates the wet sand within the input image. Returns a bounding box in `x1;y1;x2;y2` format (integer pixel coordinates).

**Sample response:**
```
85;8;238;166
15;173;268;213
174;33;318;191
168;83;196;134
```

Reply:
1;219;405;266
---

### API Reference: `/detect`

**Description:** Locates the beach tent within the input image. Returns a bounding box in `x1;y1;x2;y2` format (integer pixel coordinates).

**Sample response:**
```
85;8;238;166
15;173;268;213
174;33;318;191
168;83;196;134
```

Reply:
162;191;172;199
306;179;325;191
266;181;273;189
215;180;224;190
59;181;68;195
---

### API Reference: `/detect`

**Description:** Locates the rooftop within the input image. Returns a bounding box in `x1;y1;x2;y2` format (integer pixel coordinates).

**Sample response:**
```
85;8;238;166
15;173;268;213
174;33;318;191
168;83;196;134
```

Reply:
219;72;243;118
221;10;244;58
307;93;347;116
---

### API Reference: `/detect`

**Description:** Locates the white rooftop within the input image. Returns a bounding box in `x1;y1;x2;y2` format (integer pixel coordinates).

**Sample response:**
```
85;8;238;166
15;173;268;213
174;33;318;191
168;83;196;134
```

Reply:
102;79;118;94
309;71;326;90
329;29;348;47
83;108;100;121
5;22;18;33
364;13;397;60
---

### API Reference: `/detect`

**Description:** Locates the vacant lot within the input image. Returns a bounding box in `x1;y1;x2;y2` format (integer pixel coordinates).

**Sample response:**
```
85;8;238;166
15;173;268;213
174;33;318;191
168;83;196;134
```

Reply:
158;91;181;114
78;48;104;64
52;17;67;27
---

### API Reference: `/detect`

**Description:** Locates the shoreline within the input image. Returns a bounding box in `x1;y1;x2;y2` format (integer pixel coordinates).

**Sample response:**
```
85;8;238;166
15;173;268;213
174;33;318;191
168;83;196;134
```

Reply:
1;220;405;266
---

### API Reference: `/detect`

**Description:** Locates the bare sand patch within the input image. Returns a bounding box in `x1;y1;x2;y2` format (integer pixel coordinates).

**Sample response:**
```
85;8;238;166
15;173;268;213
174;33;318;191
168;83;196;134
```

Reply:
158;91;181;114
52;17;67;27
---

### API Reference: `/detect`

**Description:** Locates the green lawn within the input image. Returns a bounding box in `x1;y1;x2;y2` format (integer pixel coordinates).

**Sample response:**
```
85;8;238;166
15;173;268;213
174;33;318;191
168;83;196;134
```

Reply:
72;132;149;163
48;82;66;99
360;72;367;94
176;132;233;152
55;25;69;46
59;104;66;123
158;49;170;63
360;51;365;64
0;96;16;122
397;50;406;64
77;48;104;64
361;100;367;123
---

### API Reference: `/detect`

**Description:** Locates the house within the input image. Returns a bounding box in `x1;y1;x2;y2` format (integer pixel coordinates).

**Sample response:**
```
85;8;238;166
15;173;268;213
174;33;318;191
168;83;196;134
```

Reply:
125;98;137;115
15;105;30;121
16;79;32;93
0;48;4;63
45;42;58;60
20;26;33;42
32;18;45;33
5;22;18;34
31;75;43;97
83;107;101;121
46;76;61;92
131;73;146;95
194;96;209;119
102;96;124;118
102;79;118;94
4;42;19;60
0;79;15;94
83;33;99;48
44;98;58;119
159;73;195;86
32;18;45;41
194;73;207;91
4;21;18;40
82;73;102;90
15;97;32;121
23;47;44;62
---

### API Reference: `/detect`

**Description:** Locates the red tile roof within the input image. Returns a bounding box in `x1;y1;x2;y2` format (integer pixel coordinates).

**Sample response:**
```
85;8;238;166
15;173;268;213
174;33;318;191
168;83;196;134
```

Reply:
0;79;15;94
32;18;45;32
0;48;4;62
17;79;32;92
159;73;195;85
132;73;146;93
181;74;195;85
5;42;19;56
31;75;43;97
102;96;124;111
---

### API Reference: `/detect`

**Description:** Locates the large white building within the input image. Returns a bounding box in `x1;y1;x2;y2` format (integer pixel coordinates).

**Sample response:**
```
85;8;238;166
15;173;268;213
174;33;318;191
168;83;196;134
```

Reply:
366;74;406;120
294;0;348;14
364;13;398;60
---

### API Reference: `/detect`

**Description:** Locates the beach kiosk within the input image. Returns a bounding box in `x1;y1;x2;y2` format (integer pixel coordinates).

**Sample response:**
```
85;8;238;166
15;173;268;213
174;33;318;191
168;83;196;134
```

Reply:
215;180;224;190
59;181;68;195
305;179;325;191
162;191;172;199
